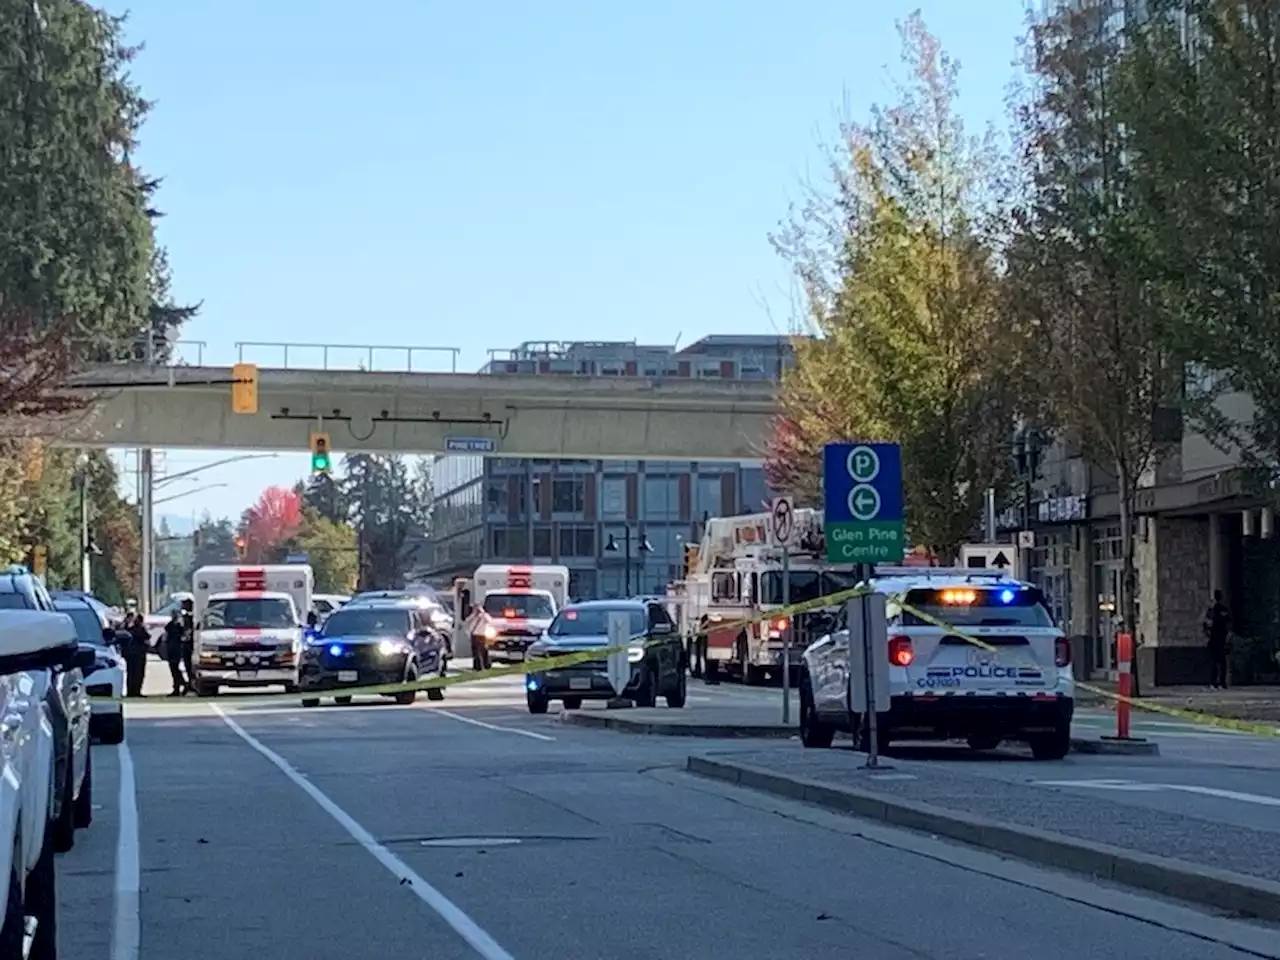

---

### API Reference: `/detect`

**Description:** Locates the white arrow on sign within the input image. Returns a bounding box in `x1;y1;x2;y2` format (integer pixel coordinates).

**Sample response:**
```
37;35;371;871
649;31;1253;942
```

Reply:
606;611;631;696
847;484;881;521
769;496;795;546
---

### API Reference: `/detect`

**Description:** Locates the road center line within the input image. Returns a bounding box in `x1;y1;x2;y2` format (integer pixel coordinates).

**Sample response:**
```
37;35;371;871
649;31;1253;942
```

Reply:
431;708;556;741
111;743;140;960
211;705;517;960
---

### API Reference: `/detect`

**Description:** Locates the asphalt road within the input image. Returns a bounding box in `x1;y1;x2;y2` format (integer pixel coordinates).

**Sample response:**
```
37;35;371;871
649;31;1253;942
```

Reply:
54;668;1277;959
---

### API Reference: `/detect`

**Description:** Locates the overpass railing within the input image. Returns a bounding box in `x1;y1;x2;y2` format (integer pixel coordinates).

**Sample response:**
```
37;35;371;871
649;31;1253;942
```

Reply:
155;340;462;372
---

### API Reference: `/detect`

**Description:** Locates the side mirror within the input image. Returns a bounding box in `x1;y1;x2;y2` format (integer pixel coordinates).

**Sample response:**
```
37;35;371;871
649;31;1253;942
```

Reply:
113;630;131;646
73;646;98;671
807;612;835;637
102;627;116;644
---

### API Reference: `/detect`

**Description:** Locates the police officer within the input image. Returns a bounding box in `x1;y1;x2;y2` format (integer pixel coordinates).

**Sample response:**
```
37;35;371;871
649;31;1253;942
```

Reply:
163;610;187;696
122;612;151;697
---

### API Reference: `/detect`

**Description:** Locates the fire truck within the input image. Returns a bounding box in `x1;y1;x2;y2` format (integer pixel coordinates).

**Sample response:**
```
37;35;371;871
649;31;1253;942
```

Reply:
675;510;857;685
452;564;569;669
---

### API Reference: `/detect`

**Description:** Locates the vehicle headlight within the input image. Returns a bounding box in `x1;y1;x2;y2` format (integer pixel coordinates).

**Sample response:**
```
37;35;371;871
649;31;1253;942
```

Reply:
482;625;497;640
628;646;645;663
378;640;406;656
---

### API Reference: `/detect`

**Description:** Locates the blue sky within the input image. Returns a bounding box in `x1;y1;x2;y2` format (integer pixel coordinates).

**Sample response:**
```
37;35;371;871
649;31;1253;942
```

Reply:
102;0;1028;523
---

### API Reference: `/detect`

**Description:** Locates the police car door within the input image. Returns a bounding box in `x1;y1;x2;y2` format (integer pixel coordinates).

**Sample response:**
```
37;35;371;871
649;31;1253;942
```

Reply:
813;605;849;715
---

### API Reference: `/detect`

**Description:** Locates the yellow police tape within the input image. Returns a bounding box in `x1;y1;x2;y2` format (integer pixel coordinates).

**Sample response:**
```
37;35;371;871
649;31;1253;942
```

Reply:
85;582;1280;739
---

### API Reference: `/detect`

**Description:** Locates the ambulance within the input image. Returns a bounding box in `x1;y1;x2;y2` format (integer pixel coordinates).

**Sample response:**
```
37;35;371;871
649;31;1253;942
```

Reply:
191;564;314;696
454;565;569;669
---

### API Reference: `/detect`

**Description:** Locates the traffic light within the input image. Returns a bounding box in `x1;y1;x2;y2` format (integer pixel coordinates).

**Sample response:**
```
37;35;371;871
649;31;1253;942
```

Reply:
231;362;259;415
234;535;246;558
682;543;699;577
309;431;331;473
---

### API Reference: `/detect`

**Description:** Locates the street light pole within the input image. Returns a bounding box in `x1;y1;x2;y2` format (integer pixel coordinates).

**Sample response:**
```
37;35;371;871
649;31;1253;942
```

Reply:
606;527;653;598
1013;426;1043;582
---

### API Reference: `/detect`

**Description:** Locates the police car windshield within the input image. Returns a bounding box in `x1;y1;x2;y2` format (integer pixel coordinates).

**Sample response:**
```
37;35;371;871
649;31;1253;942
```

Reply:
548;607;646;637
483;593;554;619
902;587;1055;628
202;598;296;630
323;608;410;637
758;570;857;606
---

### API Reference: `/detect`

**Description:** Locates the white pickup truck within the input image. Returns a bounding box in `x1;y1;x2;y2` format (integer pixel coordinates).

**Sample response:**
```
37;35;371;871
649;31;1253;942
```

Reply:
0;609;96;958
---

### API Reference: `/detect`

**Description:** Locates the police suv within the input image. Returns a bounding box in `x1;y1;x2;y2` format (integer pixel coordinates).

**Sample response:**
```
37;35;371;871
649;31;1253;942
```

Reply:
798;568;1074;760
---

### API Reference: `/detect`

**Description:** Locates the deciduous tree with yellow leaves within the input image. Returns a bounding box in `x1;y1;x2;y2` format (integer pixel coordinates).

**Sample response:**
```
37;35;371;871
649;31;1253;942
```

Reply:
766;13;1024;560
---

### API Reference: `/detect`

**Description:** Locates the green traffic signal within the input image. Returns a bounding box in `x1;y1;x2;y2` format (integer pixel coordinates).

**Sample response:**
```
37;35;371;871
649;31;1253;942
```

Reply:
311;451;330;473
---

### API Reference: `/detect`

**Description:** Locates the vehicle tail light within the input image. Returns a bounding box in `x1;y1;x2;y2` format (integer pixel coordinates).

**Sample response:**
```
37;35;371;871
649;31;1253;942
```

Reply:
888;635;914;667
1055;637;1071;668
773;618;788;632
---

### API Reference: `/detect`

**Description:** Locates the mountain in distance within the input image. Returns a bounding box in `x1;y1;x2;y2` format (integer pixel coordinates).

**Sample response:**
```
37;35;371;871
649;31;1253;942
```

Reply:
156;514;197;537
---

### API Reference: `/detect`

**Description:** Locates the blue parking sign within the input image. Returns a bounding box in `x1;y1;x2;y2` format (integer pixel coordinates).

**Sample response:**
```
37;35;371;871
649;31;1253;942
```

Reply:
822;443;905;564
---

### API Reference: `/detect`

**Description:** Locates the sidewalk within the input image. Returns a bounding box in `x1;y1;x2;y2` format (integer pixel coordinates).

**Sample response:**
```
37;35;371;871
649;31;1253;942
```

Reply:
688;745;1280;922
1080;680;1280;723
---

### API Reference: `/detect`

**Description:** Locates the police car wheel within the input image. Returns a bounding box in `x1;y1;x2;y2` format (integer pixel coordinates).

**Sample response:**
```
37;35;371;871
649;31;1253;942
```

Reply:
527;690;549;715
301;698;320;708
856;719;891;755
799;680;835;749
395;666;419;705
1029;725;1071;761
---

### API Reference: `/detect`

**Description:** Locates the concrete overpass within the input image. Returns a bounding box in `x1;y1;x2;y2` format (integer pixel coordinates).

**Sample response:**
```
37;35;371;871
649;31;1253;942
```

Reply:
54;364;780;459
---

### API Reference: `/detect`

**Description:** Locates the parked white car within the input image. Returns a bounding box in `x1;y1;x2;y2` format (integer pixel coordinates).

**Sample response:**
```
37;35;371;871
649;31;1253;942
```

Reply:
0;609;95;958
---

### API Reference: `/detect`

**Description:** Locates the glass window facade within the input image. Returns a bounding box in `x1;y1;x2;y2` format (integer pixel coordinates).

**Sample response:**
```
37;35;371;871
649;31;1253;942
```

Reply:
423;336;794;592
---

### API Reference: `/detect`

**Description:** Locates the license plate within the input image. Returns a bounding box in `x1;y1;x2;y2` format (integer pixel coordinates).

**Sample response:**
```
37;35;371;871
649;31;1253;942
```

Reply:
506;653;524;662
237;670;257;679
569;677;591;691
338;670;359;682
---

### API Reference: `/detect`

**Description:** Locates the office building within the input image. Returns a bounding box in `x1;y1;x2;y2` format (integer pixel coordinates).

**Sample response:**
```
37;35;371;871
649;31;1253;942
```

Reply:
426;336;793;598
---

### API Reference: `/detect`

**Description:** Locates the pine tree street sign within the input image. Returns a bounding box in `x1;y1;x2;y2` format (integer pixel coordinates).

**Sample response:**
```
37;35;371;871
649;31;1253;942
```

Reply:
822;443;905;564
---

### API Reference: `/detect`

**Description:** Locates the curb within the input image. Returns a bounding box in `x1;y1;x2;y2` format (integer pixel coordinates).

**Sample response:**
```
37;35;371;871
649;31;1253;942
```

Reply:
1071;736;1160;756
561;714;1159;753
687;756;1280;921
561;712;796;739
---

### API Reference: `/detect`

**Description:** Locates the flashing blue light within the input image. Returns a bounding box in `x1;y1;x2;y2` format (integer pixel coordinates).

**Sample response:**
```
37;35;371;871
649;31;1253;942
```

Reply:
526;677;539;691
998;589;1015;604
328;643;344;657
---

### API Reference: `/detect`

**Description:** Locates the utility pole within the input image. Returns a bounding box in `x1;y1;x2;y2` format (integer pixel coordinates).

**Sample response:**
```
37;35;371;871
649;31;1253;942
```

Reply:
139;331;156;612
78;461;91;592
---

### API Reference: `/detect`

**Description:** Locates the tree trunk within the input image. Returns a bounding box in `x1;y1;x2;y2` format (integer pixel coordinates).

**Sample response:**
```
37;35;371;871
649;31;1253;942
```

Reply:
1117;458;1141;698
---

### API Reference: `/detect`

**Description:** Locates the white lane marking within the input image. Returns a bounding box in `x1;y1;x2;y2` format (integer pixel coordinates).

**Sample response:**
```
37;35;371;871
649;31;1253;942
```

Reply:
211;705;516;960
1034;778;1280;807
431;708;556;742
111;743;140;960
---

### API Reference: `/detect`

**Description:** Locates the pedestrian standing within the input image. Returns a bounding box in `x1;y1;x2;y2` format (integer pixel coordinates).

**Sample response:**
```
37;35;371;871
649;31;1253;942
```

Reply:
123;613;150;697
180;598;197;693
163;610;187;696
1203;589;1232;689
